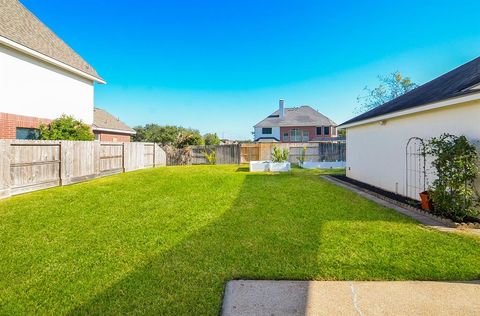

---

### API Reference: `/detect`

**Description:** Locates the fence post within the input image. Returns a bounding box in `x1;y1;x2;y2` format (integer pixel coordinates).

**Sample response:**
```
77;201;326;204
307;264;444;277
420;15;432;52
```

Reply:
237;144;240;164
94;141;101;177
122;142;126;173
152;143;156;168
0;140;12;199
58;141;63;186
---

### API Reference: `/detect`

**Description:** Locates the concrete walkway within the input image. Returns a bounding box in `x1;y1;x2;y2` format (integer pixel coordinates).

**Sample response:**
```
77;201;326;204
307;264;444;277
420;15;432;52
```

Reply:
222;280;480;316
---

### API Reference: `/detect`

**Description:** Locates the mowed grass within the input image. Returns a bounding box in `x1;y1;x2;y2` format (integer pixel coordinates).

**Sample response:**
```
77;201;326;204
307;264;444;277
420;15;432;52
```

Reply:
0;165;479;315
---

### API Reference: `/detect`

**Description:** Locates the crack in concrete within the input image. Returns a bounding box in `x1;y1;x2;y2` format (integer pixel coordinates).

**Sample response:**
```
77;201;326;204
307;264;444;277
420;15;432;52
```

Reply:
350;282;364;316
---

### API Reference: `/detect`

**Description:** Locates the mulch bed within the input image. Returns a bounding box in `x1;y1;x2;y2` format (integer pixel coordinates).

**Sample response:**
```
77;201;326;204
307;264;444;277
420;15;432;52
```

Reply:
330;175;421;209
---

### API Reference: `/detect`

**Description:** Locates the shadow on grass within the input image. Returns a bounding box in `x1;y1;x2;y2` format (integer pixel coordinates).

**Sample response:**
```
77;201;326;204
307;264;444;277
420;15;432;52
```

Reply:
68;172;480;315
235;166;250;172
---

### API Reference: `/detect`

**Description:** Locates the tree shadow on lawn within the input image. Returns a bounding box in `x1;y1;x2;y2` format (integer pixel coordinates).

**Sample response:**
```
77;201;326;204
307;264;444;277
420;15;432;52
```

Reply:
235;166;249;172
69;172;480;315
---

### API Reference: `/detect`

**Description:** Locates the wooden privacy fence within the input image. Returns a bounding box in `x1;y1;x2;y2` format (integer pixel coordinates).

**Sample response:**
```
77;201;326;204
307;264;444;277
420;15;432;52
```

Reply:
289;142;346;163
166;142;346;165
0;140;166;199
241;144;260;162
167;144;241;166
240;142;346;163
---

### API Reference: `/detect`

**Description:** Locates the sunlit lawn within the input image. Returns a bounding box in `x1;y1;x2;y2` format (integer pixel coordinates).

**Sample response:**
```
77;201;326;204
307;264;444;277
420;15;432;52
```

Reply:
1;165;479;315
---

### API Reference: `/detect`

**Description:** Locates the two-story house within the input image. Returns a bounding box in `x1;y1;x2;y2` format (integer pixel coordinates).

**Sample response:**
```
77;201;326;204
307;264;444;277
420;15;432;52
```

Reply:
254;100;338;142
0;0;104;139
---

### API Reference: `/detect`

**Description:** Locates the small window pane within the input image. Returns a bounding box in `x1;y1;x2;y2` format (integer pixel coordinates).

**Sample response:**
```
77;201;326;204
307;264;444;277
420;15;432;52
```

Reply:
16;128;39;140
316;127;322;135
291;129;301;142
262;128;272;134
324;126;330;135
283;133;289;141
302;131;309;142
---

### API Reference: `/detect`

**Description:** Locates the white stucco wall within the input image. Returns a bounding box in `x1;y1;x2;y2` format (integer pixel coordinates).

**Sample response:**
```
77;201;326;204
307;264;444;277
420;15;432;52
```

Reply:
0;44;94;124
346;100;480;199
254;127;280;141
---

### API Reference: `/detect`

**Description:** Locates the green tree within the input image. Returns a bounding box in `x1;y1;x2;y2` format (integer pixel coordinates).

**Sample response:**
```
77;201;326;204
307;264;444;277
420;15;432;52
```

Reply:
176;130;204;148
131;125;146;142
203;133;221;146
39;115;94;140
132;124;204;147
355;71;417;114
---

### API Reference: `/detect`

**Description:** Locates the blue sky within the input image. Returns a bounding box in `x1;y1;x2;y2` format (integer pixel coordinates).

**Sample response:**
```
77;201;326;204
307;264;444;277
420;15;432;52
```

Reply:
23;0;480;139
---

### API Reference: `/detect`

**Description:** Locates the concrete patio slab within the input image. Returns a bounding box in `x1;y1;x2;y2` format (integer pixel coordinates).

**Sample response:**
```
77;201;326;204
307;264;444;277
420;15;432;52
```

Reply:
221;280;480;316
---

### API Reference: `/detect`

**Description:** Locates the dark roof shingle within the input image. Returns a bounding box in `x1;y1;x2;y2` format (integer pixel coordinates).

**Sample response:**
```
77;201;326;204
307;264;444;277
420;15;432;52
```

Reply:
0;0;102;81
341;56;480;126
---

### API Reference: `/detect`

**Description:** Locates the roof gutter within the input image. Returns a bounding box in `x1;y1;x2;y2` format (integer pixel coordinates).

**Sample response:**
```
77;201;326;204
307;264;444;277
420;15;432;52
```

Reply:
339;92;480;129
92;127;136;135
0;35;106;84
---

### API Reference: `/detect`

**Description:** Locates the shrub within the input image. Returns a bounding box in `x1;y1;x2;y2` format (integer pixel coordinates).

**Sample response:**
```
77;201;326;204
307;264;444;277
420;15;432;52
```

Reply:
203;149;216;165
39;115;94;140
271;146;289;163
426;134;479;221
164;145;192;165
298;146;307;164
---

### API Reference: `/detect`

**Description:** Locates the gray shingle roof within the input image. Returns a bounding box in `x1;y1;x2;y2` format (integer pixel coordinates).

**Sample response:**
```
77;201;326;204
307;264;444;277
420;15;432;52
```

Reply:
93;108;136;134
255;106;337;128
0;0;102;81
341;56;480;126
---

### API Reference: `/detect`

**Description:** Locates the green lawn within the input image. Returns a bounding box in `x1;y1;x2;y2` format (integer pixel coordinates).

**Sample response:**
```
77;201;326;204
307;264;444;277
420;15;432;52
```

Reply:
1;165;479;315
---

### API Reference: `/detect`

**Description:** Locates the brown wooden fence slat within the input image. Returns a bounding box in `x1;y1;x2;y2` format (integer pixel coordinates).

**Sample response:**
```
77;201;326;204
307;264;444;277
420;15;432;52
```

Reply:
167;143;345;165
0;140;167;199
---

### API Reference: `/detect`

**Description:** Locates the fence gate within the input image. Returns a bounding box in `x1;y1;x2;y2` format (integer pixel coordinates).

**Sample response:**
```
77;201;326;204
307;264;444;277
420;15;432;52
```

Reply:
405;137;426;200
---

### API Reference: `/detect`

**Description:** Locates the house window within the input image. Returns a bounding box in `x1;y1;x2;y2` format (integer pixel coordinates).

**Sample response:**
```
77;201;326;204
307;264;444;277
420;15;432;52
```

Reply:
331;126;337;136
262;128;272;135
16;128;39;140
316;127;322;136
290;129;301;142
302;131;309;142
323;126;330;136
290;128;308;142
283;132;289;141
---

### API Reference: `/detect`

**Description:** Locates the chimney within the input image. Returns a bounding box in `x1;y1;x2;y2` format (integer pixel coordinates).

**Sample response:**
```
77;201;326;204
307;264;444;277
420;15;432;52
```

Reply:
279;99;285;119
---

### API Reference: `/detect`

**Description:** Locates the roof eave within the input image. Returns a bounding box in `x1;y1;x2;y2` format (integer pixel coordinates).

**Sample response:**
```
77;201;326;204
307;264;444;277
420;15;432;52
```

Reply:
0;35;106;84
92;126;136;135
339;92;480;129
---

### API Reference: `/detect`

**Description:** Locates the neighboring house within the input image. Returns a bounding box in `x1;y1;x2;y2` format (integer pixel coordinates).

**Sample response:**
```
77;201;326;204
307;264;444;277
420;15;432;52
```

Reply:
92;108;136;142
0;0;105;139
254;100;338;142
339;56;480;200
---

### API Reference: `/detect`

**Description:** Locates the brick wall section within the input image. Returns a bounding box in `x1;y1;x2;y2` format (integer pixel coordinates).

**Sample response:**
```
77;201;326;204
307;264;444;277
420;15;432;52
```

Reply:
280;126;335;142
95;132;131;142
0;112;51;139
